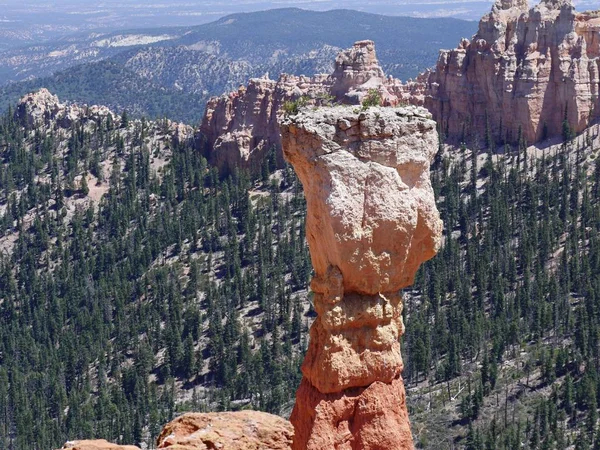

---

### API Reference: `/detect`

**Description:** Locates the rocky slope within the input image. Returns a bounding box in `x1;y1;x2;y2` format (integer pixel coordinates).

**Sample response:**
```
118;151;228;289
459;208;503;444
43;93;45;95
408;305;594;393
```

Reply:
1;88;314;450
413;0;600;144
39;96;444;450
9;89;600;449
280;106;442;448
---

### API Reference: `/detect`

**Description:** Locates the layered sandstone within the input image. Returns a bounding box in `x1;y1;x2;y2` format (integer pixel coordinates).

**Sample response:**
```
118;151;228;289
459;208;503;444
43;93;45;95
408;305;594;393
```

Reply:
156;411;294;450
200;41;405;174
411;0;600;144
280;106;442;449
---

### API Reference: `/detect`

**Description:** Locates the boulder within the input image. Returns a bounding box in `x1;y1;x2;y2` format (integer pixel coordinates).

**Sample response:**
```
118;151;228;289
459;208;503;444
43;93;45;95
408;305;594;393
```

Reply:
57;440;140;450
156;411;294;450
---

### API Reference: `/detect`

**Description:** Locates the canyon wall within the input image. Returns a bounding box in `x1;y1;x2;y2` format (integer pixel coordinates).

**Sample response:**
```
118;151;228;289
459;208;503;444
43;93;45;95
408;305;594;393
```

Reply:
417;0;600;144
201;0;600;173
280;105;442;449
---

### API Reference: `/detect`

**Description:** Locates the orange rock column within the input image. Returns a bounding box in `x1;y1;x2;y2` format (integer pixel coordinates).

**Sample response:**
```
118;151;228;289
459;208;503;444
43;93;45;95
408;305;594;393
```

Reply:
280;106;442;450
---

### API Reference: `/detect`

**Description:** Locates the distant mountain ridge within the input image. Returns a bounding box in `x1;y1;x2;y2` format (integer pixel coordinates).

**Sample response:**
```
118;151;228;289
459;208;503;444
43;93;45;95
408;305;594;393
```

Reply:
0;8;476;84
0;8;476;123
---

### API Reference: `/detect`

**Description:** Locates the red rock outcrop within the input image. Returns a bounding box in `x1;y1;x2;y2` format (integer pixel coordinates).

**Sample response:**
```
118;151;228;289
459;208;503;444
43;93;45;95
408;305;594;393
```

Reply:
57;440;141;450
408;0;600;144
200;40;405;174
156;411;294;449
280;106;442;449
202;1;600;167
58;411;293;450
199;74;330;173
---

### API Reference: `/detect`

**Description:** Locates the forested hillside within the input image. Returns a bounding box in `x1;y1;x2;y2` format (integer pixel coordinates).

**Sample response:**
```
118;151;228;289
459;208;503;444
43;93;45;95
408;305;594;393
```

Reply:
0;61;207;124
0;100;311;449
406;126;600;449
1;93;600;449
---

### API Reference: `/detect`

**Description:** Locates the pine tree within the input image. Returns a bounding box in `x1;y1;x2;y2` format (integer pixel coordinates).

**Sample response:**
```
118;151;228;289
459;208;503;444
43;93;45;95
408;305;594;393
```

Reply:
80;172;89;196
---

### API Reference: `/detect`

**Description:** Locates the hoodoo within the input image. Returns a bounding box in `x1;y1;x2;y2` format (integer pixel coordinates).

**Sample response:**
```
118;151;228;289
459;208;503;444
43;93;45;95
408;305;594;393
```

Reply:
280;106;443;449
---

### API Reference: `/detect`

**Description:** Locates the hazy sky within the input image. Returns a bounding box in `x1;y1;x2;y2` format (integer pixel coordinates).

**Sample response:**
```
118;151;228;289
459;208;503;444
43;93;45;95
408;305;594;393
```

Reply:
0;0;596;36
0;0;497;25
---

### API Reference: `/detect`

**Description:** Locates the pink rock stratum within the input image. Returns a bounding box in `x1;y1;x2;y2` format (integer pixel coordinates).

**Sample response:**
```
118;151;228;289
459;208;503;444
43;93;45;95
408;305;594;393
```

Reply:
413;0;600;144
280;105;443;449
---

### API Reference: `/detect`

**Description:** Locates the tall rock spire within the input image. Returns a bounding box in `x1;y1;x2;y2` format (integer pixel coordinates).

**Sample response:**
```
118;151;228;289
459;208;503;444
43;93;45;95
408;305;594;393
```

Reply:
330;40;387;102
280;105;443;449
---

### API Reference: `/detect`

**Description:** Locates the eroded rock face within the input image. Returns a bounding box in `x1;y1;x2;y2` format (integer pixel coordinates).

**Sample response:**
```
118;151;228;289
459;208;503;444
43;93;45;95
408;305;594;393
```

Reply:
57;440;140;450
203;1;600;171
15;89;194;146
16;88;62;129
15;88;117;130
200;40;406;174
200;74;330;174
292;376;412;450
156;411;294;450
330;40;387;103
280;106;442;449
411;0;600;144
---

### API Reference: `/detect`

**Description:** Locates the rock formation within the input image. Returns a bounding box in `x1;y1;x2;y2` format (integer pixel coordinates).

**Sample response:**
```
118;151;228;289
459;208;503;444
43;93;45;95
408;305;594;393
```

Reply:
16;89;116;130
57;440;140;450
15;88;193;144
156;411;294;449
280;105;442;449
199;73;330;174
57;411;293;450
200;41;405;174
202;0;600;167
410;0;600;144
